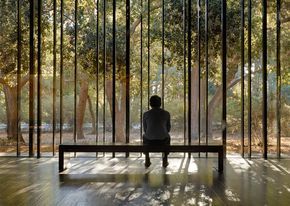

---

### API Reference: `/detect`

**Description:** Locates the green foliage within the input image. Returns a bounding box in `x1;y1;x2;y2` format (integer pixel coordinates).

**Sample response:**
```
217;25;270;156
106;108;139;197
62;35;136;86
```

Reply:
0;0;289;139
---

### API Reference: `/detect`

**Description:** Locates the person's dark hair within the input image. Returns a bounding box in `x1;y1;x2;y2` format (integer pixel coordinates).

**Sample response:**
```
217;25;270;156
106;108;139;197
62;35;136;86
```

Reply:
150;95;161;108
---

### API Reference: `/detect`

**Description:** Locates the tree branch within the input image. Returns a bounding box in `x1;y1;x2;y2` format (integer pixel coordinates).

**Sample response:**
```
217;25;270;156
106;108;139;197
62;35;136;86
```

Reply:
131;2;162;36
0;74;29;88
19;74;30;88
0;78;8;85
227;68;263;91
282;17;290;24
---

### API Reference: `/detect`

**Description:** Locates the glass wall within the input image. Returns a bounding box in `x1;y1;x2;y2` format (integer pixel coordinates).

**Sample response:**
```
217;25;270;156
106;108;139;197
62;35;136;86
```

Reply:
0;0;289;158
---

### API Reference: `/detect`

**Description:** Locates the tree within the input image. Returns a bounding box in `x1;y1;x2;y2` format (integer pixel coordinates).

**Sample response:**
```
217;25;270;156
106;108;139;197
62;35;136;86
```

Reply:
1;0;289;147
0;0;51;141
0;0;30;141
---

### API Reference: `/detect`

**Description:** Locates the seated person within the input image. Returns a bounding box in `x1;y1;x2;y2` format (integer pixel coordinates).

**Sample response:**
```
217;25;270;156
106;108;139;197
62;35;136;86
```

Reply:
143;95;171;168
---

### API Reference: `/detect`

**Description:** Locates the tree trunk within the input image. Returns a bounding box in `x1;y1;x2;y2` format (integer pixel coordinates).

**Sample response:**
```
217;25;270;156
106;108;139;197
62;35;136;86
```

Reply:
200;77;206;137
208;86;223;138
3;85;24;142
87;95;96;134
191;64;199;139
116;78;126;143
76;80;89;139
105;77;126;143
207;65;238;138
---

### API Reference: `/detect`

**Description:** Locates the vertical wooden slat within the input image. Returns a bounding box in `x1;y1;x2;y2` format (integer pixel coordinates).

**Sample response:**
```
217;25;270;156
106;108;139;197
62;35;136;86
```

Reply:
247;0;252;158
276;0;281;158
29;0;35;157
162;0;165;109
103;0;106;143
17;0;22;157
52;0;56;156
96;0;99;145
140;0;143;141
95;0;99;158
112;0;116;141
147;0;150;110
37;0;42;158
112;0;116;157
126;0;130;146
262;0;267;159
221;0;227;157
60;0;64;144
205;0;209;157
74;0;78;144
197;0;201;156
112;0;116;140
241;0;245;157
187;0;192;144
183;0;187;143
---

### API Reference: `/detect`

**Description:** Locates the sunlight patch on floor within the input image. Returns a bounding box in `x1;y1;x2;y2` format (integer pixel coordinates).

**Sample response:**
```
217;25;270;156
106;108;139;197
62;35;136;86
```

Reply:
227;157;251;173
166;158;198;174
64;157;201;175
283;185;290;193
270;160;290;174
225;188;240;202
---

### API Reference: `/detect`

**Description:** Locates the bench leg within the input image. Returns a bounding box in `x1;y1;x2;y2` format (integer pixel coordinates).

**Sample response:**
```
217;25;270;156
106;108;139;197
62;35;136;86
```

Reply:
59;149;64;172
218;150;224;173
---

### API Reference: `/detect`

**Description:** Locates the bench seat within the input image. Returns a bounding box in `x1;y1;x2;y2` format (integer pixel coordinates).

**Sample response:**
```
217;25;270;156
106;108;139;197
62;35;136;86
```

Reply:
59;144;224;173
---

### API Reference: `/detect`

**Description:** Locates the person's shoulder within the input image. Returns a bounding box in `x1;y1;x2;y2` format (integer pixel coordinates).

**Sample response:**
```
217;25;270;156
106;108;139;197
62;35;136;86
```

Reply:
162;108;169;113
161;109;170;116
165;110;170;116
143;110;149;116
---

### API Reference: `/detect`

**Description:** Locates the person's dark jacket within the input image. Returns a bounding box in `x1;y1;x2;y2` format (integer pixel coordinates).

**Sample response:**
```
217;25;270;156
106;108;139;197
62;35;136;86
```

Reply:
143;108;171;140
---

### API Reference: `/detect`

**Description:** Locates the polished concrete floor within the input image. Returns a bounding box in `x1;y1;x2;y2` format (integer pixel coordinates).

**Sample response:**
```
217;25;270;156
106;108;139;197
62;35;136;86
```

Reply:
0;155;290;206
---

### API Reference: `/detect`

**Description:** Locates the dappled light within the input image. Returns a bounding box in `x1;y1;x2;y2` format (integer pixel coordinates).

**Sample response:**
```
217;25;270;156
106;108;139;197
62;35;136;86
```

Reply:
227;157;251;173
1;157;290;205
63;156;200;175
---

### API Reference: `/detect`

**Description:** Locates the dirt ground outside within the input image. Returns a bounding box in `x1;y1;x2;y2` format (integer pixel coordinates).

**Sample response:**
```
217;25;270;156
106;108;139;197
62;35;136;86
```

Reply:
1;131;290;155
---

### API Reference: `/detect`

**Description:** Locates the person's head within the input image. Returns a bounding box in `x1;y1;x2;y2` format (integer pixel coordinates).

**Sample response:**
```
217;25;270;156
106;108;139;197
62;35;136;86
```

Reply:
150;95;161;108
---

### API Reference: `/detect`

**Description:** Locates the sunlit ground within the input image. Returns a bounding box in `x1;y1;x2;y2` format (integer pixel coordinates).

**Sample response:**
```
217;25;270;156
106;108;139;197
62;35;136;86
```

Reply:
1;131;290;156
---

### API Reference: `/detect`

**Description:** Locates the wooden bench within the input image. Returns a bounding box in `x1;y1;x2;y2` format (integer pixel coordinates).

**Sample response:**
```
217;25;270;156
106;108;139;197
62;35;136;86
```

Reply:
59;144;224;173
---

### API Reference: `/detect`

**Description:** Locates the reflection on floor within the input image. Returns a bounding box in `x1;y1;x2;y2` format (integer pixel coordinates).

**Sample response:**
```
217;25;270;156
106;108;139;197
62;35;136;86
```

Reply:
0;155;289;206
